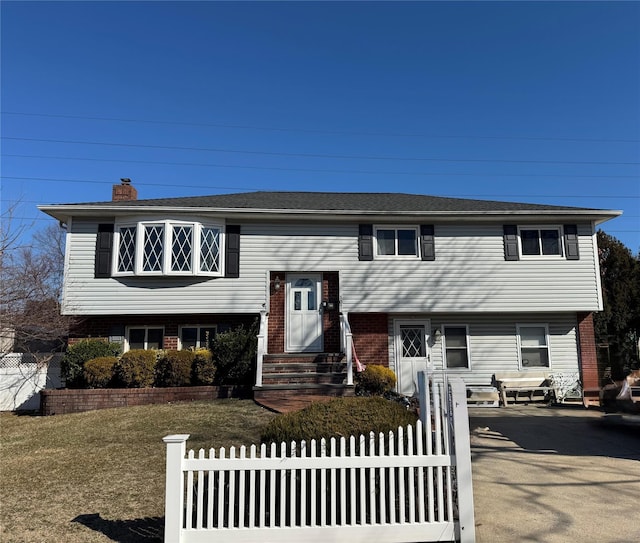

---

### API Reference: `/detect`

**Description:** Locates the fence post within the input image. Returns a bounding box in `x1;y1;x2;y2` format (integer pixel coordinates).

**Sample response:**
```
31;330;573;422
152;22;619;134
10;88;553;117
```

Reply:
417;370;429;427
448;379;476;543
163;434;190;543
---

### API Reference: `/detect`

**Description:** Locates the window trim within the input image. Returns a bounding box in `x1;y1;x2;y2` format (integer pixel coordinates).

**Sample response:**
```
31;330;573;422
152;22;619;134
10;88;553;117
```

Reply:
516;323;552;370
113;219;224;277
441;324;471;370
125;326;165;352
178;325;218;350
517;225;564;259
373;225;420;259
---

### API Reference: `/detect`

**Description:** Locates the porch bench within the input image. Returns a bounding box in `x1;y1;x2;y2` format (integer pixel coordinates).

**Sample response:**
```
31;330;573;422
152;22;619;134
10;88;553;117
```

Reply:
493;372;554;406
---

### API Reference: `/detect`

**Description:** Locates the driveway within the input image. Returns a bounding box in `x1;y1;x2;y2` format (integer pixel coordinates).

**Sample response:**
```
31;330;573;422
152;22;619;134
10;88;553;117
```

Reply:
468;405;640;543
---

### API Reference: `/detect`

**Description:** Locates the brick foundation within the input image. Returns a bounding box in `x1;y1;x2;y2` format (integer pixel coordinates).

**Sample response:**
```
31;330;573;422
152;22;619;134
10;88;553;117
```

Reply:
40;385;252;416
349;313;390;367
577;312;599;389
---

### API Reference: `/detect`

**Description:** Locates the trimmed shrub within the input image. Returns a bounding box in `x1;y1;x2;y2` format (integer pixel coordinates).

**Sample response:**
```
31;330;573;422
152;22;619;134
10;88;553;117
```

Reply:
61;339;121;388
116;349;156;388
192;349;216;385
211;321;258;385
156;350;195;387
355;364;397;396
83;356;119;388
260;396;417;446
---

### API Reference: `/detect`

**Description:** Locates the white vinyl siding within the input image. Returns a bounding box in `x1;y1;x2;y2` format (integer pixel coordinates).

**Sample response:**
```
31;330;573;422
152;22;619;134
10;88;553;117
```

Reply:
62;220;601;316
388;313;579;388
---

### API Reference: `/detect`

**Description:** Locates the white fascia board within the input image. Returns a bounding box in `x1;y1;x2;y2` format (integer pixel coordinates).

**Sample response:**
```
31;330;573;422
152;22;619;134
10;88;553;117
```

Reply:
38;204;623;224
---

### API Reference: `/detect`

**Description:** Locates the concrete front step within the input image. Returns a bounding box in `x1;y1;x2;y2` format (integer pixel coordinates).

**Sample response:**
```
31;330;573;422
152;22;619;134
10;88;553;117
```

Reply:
254;383;355;401
262;372;347;386
262;362;347;374
264;353;344;364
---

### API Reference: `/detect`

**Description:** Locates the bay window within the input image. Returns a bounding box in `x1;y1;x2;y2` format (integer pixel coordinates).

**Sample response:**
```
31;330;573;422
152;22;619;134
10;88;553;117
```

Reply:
114;220;222;276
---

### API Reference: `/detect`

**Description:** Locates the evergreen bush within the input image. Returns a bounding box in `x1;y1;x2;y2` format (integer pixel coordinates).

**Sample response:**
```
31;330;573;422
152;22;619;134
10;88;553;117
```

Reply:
211;321;258;385
83;356;119;388
61;339;121;388
116;349;156;388
155;350;194;387
355;364;397;396
260;396;417;446
192;349;216;385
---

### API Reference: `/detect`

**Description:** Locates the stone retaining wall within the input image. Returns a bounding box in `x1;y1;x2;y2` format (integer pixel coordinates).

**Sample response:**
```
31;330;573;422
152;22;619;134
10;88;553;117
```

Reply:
40;385;252;415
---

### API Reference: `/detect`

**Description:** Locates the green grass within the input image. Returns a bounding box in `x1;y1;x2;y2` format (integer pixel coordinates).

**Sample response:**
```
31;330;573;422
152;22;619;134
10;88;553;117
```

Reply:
0;400;275;542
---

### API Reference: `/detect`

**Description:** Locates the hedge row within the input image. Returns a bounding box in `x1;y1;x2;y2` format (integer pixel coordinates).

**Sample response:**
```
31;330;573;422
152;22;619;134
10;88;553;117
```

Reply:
63;322;257;389
81;348;215;389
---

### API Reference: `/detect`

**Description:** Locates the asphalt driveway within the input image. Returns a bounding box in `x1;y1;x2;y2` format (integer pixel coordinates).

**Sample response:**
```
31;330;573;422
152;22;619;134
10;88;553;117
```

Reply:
468;405;640;543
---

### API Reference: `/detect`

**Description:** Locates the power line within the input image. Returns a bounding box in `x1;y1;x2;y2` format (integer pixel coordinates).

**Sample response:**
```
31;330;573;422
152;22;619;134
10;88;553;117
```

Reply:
4;137;640;166
3;178;639;200
4;154;640;180
3;111;639;144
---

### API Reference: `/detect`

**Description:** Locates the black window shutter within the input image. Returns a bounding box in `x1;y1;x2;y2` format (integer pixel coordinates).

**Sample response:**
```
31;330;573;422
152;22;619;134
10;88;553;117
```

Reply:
95;223;114;278
503;225;519;261
358;224;374;261
564;224;580;260
225;225;241;277
420;225;435;261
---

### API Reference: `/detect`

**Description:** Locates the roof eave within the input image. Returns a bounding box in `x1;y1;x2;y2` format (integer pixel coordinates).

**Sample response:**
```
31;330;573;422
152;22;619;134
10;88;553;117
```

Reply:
38;204;622;225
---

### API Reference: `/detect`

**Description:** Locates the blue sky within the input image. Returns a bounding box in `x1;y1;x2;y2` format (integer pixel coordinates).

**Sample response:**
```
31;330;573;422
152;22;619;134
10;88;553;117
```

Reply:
2;1;639;251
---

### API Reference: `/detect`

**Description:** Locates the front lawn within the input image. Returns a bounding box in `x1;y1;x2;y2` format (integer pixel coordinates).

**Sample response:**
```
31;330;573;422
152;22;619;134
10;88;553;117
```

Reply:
0;400;275;542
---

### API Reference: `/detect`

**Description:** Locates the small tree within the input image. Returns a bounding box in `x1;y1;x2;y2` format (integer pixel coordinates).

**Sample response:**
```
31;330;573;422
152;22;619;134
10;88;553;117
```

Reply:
1;215;75;358
211;321;258;385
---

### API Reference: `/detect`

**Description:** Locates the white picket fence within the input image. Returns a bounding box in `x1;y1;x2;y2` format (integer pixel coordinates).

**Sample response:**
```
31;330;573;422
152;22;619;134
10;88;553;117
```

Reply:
163;376;475;543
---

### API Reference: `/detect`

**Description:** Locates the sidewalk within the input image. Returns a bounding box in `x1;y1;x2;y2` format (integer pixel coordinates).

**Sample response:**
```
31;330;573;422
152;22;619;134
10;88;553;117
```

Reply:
468;405;640;543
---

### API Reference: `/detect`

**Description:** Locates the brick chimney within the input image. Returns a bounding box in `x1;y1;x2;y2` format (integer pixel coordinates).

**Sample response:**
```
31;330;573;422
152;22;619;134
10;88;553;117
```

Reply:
112;178;138;201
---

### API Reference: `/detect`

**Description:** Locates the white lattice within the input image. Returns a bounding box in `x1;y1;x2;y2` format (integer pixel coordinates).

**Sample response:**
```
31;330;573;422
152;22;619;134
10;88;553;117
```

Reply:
200;227;220;272
118;227;136;272
143;225;164;272
171;225;193;272
401;327;424;358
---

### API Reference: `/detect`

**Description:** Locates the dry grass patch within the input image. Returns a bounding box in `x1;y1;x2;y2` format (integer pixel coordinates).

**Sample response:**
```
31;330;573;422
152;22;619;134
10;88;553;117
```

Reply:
0;399;275;543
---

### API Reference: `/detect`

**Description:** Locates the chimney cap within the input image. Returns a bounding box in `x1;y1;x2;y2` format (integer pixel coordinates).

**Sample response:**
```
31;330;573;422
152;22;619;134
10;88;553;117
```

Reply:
120;178;132;185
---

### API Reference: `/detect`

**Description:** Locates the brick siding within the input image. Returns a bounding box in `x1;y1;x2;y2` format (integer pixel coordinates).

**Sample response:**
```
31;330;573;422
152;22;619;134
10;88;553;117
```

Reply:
577;312;599;389
349;313;390;367
69;314;257;349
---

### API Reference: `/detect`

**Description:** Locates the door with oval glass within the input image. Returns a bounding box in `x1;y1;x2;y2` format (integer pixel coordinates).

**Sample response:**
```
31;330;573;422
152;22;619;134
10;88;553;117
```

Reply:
285;273;323;352
394;319;431;396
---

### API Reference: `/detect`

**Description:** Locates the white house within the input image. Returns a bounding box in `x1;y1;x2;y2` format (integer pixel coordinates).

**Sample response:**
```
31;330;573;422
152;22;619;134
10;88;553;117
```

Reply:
39;180;620;402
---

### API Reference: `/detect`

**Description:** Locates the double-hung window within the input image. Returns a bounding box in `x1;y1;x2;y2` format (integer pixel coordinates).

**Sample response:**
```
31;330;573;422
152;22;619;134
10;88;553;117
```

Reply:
114;220;223;276
127;326;164;351
518;226;562;257
442;326;471;369
517;324;551;368
374;227;419;258
180;326;217;350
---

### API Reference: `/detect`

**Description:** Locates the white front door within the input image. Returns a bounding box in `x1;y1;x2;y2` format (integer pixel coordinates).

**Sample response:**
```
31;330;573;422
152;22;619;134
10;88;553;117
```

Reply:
394;319;431;396
286;274;323;352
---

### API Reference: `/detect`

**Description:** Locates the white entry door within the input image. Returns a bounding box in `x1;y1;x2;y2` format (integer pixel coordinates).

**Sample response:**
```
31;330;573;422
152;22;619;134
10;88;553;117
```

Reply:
286;274;323;352
394;319;431;396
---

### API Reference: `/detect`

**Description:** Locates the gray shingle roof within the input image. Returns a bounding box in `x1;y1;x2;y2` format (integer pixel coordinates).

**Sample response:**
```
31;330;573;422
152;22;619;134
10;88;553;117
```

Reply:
63;191;600;213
